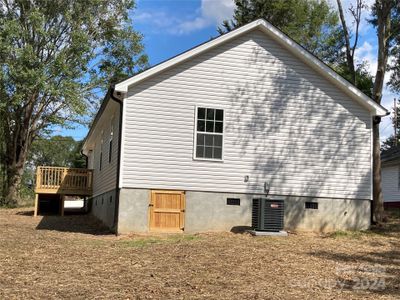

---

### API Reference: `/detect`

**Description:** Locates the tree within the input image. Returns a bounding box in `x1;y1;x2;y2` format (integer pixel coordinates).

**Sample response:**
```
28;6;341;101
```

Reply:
337;0;400;223
382;99;400;151
0;125;6;202
369;0;399;223
0;0;148;206
27;136;82;168
336;0;366;85
218;0;342;63
336;62;375;97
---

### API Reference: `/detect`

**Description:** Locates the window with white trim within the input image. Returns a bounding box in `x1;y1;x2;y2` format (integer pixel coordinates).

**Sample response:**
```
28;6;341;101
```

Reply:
398;166;400;190
109;118;114;163
99;132;103;171
195;107;224;160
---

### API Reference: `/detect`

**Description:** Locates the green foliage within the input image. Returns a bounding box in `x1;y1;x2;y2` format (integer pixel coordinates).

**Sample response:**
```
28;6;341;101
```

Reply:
27;136;84;168
218;0;342;62
0;0;147;130
387;3;400;93
382;98;400;152
370;0;400;93
336;62;374;97
0;0;148;203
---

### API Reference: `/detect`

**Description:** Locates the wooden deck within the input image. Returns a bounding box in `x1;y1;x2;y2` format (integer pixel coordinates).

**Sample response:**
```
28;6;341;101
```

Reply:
34;166;93;217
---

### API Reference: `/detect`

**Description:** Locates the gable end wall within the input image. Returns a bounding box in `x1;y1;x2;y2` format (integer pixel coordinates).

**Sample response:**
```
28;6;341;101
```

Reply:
120;29;372;200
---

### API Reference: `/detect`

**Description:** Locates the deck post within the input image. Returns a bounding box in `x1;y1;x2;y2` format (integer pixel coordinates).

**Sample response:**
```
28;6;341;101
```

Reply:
34;193;39;217
60;195;65;216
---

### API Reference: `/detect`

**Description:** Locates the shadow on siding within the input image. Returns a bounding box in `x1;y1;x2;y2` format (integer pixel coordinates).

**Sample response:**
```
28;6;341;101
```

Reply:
227;38;372;231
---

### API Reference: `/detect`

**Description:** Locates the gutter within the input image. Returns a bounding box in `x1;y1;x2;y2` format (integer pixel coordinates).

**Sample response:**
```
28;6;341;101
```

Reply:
109;85;123;235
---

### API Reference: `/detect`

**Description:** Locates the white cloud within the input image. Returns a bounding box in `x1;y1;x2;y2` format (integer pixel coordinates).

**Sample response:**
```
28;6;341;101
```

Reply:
355;41;378;74
134;0;235;35
201;0;235;24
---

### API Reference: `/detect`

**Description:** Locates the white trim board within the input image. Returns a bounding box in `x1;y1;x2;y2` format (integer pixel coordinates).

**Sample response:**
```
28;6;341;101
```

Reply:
115;19;388;117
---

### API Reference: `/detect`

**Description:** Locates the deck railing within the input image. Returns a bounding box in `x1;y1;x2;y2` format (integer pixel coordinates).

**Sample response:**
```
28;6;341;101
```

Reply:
35;166;93;195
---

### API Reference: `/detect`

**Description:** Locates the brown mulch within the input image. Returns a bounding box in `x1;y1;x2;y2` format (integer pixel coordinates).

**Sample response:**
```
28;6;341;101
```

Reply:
0;208;399;300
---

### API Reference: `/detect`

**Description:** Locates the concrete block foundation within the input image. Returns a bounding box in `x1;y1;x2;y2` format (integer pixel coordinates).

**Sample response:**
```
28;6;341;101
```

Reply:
90;189;117;229
114;188;371;234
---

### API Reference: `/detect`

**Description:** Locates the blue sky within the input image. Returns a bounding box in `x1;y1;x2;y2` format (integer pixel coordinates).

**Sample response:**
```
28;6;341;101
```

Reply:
61;0;397;141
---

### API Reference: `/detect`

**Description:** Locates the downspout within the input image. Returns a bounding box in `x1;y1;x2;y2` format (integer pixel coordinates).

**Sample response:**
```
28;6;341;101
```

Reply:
109;85;123;234
80;150;88;168
80;150;89;213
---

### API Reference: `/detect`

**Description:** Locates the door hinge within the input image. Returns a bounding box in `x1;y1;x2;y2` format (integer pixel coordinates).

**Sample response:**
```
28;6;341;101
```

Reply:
149;204;154;207
181;209;185;212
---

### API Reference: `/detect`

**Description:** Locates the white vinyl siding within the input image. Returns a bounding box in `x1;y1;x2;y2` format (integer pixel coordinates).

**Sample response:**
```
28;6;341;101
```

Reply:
90;100;120;197
121;29;372;199
382;165;400;202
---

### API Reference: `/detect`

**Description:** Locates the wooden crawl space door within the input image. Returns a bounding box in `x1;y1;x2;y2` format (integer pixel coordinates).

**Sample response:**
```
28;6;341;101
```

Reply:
149;190;185;232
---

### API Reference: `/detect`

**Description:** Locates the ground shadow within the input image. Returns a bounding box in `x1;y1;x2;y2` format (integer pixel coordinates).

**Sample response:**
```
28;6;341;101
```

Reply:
230;226;252;234
36;212;112;235
309;215;400;296
16;210;34;216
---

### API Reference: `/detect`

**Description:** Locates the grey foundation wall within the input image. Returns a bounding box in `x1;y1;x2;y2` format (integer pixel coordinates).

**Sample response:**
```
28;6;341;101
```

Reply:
90;189;117;229
117;188;371;234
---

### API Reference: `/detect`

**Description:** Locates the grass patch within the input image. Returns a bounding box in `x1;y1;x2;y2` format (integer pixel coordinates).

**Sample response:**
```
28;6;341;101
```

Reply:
119;234;200;248
329;230;376;239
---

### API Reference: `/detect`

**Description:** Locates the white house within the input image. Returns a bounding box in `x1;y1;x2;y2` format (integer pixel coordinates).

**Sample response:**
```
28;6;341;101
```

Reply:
82;19;388;234
381;147;400;209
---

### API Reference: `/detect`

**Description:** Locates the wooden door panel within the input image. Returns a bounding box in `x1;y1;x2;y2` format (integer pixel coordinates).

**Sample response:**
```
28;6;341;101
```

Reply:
150;190;185;232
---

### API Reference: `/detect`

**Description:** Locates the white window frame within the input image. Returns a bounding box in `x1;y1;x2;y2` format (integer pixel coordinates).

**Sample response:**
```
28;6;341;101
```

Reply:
109;117;114;164
398;165;400;190
193;106;225;162
99;131;104;171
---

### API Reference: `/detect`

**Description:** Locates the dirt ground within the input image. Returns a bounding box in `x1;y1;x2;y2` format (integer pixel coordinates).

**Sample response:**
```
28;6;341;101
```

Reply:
0;208;399;300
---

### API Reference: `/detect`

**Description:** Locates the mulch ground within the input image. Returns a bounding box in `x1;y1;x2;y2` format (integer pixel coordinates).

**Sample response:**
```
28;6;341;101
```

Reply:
0;208;399;300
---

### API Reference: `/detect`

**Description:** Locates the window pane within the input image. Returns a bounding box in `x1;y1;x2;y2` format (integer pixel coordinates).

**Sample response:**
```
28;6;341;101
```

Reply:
205;135;213;146
205;146;213;158
197;133;205;146
215;121;223;133
214;135;223;147
109;140;112;163
198;107;205;119
213;147;222;159
197;120;205;132
196;146;204;158
206;121;214;132
206;108;215;120
215;109;223;121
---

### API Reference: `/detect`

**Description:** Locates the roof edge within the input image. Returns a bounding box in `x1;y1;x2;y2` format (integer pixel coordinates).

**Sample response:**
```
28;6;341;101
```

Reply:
82;88;112;154
114;18;387;116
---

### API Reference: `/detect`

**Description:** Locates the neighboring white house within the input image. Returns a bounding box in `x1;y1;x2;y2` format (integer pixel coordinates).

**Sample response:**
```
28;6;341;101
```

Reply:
82;19;388;234
381;147;400;209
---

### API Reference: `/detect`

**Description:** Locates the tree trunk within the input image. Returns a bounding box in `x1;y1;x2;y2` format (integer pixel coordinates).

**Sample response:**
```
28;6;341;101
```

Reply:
4;167;24;207
336;0;356;84
372;119;384;223
2;114;33;207
3;140;30;207
371;0;392;224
